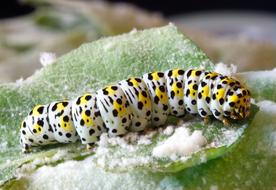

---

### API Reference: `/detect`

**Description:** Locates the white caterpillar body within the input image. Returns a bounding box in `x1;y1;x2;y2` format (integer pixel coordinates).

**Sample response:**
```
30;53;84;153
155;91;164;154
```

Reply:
20;68;251;152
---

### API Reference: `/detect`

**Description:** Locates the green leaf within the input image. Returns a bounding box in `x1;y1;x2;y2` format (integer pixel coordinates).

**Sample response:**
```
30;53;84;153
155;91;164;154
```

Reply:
0;25;214;186
91;105;258;173
235;70;276;102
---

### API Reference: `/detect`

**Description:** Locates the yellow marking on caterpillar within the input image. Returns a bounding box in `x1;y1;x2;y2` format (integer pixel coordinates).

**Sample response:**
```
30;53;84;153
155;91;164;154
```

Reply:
57;102;67;112
202;86;209;98
80;93;90;105
105;86;117;96
155;87;168;104
33;124;42;133
189;84;196;98
172;69;180;77
206;72;218;79
113;101;127;117
226;78;236;84
81;112;94;127
221;78;229;84
129;78;140;87
216;89;225;100
151;72;160;80
172;82;183;97
191;69;201;77
229;94;238;103
138;91;151;108
32;105;43;116
60;116;73;131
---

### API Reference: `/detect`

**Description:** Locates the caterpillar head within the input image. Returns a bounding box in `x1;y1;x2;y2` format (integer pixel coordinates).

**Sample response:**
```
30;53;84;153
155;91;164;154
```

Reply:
20;105;54;152
225;87;251;120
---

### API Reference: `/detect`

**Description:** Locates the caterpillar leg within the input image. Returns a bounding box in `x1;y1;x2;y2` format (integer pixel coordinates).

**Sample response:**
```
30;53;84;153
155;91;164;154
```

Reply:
22;144;31;153
223;118;230;126
96;85;132;137
119;78;152;132
203;117;209;124
86;143;96;150
72;93;105;146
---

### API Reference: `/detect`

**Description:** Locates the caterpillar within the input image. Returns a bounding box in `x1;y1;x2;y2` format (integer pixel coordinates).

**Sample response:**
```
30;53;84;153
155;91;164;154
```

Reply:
20;68;251;152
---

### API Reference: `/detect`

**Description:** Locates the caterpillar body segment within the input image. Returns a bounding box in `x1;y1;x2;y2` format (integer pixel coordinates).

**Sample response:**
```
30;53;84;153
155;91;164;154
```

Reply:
197;72;218;118
48;101;79;143
20;105;55;150
96;85;132;137
72;93;105;146
165;69;186;117
118;78;152;132
209;74;230;120
183;69;206;114
223;86;251;119
142;72;169;126
20;68;251;152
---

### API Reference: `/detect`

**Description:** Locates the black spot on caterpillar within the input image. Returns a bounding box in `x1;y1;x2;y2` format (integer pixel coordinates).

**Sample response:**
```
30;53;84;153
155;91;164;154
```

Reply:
20;68;251;152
